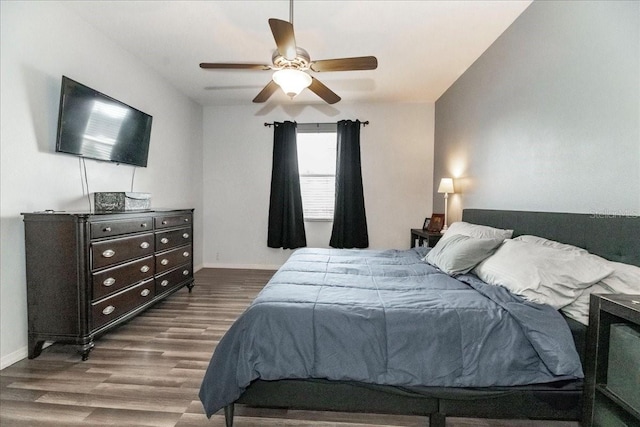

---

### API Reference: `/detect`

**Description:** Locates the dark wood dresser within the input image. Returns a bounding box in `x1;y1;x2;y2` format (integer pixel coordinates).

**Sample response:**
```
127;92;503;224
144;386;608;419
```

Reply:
22;209;194;360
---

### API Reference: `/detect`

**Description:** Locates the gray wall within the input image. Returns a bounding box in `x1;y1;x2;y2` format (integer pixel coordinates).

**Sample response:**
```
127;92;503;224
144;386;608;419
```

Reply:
433;0;639;223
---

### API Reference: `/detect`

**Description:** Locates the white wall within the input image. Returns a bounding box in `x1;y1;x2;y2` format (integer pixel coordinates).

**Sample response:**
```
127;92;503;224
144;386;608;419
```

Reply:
0;1;204;368
203;103;434;269
433;0;640;222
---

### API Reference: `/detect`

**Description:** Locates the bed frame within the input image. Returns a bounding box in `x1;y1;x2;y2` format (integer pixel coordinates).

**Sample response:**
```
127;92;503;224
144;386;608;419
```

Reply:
223;209;640;427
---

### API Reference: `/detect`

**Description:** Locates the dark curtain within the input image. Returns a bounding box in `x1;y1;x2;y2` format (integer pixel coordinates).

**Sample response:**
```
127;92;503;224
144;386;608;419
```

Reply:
267;121;307;249
330;120;369;248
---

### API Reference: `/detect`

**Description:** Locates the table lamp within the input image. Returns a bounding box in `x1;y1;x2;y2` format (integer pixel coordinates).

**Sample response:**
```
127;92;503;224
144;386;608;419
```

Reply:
437;178;455;231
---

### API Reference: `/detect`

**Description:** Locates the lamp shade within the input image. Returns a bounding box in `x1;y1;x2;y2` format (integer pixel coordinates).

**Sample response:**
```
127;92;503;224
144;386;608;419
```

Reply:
272;69;312;98
437;178;454;194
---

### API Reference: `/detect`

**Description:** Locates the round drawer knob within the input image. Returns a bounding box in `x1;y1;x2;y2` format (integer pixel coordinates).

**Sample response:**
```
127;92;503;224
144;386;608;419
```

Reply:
140;289;151;297
161;259;169;266
161;238;169;244
162;220;168;225
140;265;150;273
102;305;115;315
182;233;189;239
183;251;190;257
103;277;116;287
140;242;150;249
141;223;148;228
103;227;112;232
160;280;169;287
102;249;115;258
184;218;189;222
183;270;189;276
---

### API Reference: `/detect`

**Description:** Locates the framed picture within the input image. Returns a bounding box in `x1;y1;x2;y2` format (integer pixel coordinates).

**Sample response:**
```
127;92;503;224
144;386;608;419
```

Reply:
422;217;430;230
426;214;445;233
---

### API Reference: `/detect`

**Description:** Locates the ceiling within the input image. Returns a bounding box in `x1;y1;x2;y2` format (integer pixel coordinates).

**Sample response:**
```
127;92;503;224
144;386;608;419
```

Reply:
63;0;532;107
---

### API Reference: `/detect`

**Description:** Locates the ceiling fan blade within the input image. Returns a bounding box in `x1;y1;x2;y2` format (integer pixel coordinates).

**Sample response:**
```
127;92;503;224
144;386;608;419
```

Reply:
268;18;297;60
308;77;341;104
200;63;271;70
253;80;279;103
310;56;378;72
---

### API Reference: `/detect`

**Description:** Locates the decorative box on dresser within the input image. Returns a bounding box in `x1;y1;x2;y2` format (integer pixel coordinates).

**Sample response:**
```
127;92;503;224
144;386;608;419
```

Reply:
22;209;194;360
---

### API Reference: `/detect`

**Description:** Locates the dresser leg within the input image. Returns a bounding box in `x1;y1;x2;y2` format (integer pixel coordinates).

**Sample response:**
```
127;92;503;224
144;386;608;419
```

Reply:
80;341;94;361
187;282;195;293
28;339;45;359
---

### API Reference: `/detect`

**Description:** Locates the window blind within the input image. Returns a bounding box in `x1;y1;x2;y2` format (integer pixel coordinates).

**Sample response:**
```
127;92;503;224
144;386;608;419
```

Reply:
296;129;337;221
299;175;335;220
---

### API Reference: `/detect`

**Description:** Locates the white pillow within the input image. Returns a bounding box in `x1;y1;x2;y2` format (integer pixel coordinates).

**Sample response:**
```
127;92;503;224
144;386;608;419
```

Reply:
473;239;614;309
561;261;640;325
424;234;503;276
599;260;640;293
441;221;513;243
514;235;588;254
560;282;611;325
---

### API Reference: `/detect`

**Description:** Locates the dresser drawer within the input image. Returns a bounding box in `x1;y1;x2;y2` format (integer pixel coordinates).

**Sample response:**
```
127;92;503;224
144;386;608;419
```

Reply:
155;227;192;251
92;256;154;300
91;217;152;239
91;233;154;270
155;244;192;274
156;265;192;296
155;214;192;230
91;279;155;329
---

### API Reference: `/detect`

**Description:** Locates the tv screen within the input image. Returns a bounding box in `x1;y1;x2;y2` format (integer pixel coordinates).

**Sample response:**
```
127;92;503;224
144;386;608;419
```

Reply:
55;76;152;167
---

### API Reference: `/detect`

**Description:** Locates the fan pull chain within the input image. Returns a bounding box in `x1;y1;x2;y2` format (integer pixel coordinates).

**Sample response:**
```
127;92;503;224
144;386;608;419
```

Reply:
289;0;294;25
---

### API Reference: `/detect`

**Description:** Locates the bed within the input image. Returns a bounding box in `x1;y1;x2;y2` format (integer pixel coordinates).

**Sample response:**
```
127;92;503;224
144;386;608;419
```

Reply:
199;209;640;426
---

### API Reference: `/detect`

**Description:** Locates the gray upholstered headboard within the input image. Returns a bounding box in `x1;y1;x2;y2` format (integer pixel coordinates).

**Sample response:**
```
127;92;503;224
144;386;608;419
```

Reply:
462;209;640;267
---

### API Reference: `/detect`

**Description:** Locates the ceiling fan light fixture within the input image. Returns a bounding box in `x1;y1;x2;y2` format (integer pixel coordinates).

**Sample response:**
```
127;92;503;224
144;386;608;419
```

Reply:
272;69;312;98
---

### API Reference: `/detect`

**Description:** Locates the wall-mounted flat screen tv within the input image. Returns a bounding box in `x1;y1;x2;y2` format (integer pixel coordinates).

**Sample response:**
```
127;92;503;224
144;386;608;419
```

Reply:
55;76;153;167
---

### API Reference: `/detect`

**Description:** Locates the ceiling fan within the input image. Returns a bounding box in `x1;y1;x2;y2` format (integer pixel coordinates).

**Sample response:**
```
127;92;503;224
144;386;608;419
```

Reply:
199;0;378;104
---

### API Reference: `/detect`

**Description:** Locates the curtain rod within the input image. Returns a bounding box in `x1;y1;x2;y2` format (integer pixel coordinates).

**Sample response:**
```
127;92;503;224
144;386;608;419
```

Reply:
264;121;369;128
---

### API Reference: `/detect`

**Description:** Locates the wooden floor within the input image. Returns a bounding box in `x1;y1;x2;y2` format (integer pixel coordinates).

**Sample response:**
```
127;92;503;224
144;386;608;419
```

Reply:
1;268;581;427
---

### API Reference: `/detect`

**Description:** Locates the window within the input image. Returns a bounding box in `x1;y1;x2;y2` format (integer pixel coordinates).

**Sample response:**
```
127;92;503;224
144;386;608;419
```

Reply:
297;125;337;221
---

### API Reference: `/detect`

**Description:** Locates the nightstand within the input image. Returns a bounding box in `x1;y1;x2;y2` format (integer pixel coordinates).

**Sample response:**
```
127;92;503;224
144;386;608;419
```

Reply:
410;229;443;248
583;294;640;427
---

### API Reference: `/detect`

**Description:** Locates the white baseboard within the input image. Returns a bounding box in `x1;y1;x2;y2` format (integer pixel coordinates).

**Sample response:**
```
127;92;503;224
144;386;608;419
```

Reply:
0;347;27;370
202;263;281;271
0;342;53;370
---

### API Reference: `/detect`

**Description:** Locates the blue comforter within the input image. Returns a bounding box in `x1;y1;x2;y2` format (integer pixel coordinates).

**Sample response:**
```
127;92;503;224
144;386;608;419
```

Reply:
199;248;583;417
